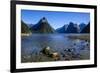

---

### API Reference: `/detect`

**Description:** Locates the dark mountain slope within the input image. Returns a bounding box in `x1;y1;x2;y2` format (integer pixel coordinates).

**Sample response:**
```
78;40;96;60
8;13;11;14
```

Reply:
30;17;55;33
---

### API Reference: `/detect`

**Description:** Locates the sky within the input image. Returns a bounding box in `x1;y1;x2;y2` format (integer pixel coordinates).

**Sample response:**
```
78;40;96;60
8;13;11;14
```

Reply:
21;9;90;29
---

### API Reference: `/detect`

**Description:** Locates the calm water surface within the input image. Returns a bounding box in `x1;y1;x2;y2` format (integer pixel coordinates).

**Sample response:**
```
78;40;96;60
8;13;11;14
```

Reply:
21;34;90;62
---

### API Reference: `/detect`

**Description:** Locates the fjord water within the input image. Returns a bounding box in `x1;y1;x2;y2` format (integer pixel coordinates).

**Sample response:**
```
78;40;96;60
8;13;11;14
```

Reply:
21;34;90;62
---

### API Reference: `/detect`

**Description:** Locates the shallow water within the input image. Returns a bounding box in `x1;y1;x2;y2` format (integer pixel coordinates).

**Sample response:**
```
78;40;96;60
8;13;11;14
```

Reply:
21;34;90;62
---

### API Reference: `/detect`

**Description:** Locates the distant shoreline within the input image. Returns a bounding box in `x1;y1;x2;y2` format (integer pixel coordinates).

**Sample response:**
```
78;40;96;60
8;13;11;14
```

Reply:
67;34;90;41
21;33;32;36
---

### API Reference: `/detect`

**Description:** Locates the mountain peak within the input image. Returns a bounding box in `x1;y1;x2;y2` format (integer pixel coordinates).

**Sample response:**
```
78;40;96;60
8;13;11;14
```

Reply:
30;17;55;33
40;17;48;23
42;17;46;20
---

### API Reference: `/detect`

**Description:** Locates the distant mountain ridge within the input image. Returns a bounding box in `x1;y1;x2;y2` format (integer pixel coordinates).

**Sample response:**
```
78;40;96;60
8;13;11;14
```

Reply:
56;22;80;33
65;22;79;33
56;25;68;33
21;17;90;34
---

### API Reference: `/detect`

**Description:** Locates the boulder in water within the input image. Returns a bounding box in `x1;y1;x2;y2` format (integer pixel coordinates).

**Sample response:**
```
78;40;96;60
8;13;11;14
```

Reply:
41;46;60;60
50;52;60;60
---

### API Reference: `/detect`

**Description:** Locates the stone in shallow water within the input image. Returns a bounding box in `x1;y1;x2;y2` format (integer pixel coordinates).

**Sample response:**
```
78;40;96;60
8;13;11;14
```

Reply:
41;46;60;60
51;52;60;60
